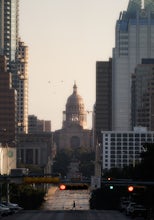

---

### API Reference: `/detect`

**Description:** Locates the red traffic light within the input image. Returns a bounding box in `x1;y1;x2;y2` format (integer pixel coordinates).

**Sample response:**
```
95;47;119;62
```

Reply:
59;184;66;190
128;185;134;192
59;183;89;190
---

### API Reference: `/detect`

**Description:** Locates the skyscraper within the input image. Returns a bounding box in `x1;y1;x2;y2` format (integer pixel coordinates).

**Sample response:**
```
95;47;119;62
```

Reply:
17;40;28;134
131;59;154;130
112;0;154;131
0;55;17;145
95;59;112;142
0;0;19;66
0;0;28;134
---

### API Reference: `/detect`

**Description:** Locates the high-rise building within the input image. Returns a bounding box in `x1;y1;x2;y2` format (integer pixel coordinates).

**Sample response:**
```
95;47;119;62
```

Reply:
0;55;17;146
112;0;154;131
0;0;19;66
95;59;112;142
28;115;51;133
131;59;154;130
17;40;28;133
0;0;28;134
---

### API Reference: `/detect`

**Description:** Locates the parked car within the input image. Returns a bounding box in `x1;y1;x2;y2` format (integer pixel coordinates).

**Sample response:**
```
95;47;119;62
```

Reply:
120;200;130;212
126;202;147;218
0;204;11;216
2;202;23;214
126;202;136;215
129;204;147;218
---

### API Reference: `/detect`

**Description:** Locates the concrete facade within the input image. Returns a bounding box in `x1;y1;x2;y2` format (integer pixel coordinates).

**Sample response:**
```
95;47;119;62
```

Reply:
95;59;112;142
28;115;51;133
101;127;154;170
132;60;154;130
17;133;54;174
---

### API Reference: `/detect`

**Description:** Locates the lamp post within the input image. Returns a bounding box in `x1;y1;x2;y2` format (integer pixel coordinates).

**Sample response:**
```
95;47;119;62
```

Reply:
95;142;102;177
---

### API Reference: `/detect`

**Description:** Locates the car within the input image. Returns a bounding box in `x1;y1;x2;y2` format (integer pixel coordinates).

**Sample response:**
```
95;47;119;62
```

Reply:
127;203;147;218
2;202;23;213
126;202;136;216
0;204;11;216
120;200;130;212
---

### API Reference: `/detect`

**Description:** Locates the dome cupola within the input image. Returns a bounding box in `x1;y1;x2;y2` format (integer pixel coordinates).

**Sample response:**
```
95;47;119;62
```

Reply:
63;82;87;129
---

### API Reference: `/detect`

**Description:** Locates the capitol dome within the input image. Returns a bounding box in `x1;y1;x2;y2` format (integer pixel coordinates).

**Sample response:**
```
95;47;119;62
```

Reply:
67;83;84;106
63;82;87;129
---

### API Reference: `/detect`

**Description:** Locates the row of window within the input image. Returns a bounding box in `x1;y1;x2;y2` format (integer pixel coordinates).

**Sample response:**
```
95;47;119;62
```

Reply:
105;133;154;137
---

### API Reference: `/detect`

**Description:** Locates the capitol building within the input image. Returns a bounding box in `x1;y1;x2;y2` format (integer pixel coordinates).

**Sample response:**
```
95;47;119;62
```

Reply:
54;83;92;151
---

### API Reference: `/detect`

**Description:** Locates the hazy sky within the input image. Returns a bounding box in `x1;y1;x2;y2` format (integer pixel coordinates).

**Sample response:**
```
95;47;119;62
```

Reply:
19;0;128;131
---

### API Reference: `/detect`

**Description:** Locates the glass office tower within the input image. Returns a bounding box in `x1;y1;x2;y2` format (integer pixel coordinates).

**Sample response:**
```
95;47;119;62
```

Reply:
112;0;154;131
0;0;19;64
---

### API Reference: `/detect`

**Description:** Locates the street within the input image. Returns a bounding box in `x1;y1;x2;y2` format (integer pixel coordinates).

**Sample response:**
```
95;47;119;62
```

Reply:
3;186;146;220
41;186;90;210
3;210;135;220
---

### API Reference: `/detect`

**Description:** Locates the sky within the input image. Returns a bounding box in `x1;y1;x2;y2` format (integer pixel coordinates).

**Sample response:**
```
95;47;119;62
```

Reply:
19;0;128;131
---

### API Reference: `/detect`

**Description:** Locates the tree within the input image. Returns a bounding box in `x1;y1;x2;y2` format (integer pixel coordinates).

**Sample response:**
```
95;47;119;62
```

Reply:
52;149;72;177
137;143;154;180
9;183;45;210
52;147;95;178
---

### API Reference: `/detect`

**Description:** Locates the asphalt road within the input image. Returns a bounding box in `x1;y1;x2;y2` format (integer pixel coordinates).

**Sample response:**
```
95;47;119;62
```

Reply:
41;187;90;210
3;210;134;220
2;186;145;219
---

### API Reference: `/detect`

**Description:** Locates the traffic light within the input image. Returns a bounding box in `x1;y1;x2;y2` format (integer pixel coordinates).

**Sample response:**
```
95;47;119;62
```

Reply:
59;184;66;190
109;185;114;190
59;183;89;190
128;185;134;192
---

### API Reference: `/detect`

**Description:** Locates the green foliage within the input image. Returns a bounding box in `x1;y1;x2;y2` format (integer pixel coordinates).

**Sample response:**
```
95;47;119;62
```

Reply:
52;147;95;178
52;149;72;177
103;167;135;179
90;186;126;210
9;183;45;210
79;162;94;177
138;143;154;180
92;144;154;211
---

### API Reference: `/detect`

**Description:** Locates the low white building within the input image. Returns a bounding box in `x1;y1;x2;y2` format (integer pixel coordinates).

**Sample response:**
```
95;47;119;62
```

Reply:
101;127;154;170
0;144;16;174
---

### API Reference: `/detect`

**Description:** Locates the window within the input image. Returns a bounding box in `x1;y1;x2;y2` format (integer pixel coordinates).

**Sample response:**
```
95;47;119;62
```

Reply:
26;149;33;164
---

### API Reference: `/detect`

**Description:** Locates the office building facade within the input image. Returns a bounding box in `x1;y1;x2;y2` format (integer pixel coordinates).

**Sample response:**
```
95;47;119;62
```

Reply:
0;0;28;134
0;0;19;66
131;59;154;130
28;115;51;133
102;127;154;170
0;55;17;145
112;0;154;131
95;59;112;143
17;40;28;133
18;133;53;174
